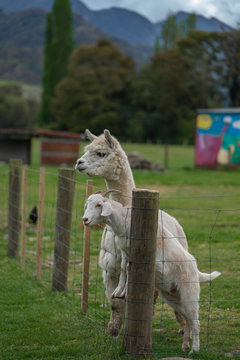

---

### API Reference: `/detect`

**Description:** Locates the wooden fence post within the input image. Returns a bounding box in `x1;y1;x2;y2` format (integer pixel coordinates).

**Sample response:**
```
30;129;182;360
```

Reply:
124;188;159;358
36;167;45;280
20;165;28;268
7;159;22;257
52;168;76;292
164;144;169;171
81;179;93;313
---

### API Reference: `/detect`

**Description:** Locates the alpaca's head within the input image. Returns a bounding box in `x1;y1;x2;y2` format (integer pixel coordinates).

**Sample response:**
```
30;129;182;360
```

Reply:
75;129;127;181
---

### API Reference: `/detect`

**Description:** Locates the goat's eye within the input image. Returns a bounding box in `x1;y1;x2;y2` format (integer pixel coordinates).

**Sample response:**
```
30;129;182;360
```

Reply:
95;204;101;208
97;152;106;158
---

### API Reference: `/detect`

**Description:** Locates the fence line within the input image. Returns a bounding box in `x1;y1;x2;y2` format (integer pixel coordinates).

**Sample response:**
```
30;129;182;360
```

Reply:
52;168;76;292
81;179;93;313
36;166;45;281
20;165;27;268
0;160;240;358
7;159;22;257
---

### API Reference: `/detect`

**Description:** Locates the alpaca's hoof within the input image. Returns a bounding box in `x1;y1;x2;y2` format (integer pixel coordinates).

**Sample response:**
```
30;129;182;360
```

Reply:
182;343;190;352
108;322;121;338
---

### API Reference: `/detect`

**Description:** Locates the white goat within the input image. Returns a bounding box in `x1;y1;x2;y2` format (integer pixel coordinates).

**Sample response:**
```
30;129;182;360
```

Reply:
83;191;221;354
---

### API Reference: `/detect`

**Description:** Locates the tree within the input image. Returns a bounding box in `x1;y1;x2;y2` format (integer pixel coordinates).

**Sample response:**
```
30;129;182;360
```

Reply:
39;0;74;128
132;30;223;144
131;50;192;143
39;13;54;127
52;39;134;136
221;27;240;106
0;84;39;129
156;13;196;52
178;31;223;108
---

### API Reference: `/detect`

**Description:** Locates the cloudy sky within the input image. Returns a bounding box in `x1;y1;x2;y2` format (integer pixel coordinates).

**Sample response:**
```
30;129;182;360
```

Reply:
82;0;239;27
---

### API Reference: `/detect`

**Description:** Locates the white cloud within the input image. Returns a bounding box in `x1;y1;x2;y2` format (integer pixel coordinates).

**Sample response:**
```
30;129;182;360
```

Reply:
232;120;240;130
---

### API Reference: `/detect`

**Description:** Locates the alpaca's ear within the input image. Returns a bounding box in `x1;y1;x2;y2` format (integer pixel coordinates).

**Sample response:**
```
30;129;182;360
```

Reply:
104;129;115;150
101;201;112;217
85;129;97;142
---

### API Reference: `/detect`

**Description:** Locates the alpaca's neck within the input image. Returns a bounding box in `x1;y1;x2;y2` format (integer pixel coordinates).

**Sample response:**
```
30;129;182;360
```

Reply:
105;159;135;206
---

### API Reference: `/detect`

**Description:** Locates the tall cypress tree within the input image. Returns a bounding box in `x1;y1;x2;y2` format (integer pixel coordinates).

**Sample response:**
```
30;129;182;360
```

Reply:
39;0;74;128
39;12;54;127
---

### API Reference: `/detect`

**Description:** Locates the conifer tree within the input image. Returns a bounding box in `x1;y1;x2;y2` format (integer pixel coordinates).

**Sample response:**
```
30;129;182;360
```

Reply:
39;0;74;128
39;12;54;127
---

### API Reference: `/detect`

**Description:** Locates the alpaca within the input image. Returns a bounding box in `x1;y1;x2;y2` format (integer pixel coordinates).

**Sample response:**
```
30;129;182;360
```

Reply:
75;129;188;336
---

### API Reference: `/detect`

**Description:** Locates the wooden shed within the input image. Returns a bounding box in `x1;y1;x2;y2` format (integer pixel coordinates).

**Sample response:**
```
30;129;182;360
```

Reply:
0;129;35;164
0;128;82;165
37;129;82;166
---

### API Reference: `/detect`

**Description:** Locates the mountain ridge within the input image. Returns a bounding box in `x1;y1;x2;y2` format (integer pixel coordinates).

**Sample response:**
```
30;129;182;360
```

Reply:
0;0;232;46
0;1;233;84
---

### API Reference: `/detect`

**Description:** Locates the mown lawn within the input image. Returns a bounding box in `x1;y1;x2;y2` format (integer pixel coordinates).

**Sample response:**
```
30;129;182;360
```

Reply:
1;140;240;359
0;247;130;360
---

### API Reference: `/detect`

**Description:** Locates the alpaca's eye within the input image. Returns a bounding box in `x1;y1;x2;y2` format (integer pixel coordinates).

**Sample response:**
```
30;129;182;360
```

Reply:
97;152;105;158
95;203;101;208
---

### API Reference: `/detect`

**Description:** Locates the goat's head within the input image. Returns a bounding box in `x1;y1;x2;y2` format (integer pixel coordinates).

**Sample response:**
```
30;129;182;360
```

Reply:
75;129;123;180
82;190;119;226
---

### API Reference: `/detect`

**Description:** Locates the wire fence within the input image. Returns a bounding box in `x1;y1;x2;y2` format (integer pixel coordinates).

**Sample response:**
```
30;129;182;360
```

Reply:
0;160;240;358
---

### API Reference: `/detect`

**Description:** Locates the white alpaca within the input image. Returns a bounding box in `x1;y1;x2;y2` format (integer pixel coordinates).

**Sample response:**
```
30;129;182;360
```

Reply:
83;192;221;354
75;129;188;336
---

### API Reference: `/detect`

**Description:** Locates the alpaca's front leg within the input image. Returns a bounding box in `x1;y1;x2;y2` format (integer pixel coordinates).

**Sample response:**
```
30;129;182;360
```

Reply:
112;252;127;298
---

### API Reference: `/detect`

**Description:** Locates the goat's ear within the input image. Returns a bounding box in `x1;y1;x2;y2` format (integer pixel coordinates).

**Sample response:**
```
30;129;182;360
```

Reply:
101;201;112;217
85;129;97;142
104;129;115;151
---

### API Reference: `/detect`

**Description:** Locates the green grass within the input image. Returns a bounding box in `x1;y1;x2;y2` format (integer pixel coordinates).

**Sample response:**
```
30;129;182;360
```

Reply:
0;249;131;360
0;141;240;359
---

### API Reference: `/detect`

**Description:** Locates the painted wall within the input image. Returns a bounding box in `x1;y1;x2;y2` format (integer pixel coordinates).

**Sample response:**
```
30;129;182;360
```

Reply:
195;110;240;168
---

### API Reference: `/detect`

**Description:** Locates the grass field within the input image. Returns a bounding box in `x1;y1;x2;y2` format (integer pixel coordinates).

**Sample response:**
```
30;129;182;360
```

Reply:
1;141;240;359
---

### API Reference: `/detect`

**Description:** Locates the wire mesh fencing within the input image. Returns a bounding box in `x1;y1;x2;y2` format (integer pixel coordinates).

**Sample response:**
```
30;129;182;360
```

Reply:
151;192;240;358
0;161;108;325
0;160;240;359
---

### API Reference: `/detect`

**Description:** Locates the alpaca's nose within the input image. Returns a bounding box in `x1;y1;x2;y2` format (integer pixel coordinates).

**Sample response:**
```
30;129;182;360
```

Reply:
75;159;84;169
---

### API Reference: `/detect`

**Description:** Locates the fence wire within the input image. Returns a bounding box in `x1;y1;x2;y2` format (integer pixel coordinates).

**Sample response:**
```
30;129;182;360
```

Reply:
0;163;239;358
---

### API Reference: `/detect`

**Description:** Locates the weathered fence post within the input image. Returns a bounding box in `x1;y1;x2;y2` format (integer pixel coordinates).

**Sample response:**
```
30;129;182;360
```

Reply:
52;168;76;292
125;188;159;358
164;144;169;171
20;165;28;267
7;159;22;257
36;167;46;280
81;179;93;313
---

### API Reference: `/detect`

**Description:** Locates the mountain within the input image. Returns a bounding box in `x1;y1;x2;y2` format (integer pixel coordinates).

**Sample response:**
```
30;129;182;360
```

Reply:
0;8;153;83
0;0;88;14
155;11;232;35
0;1;233;84
0;0;232;47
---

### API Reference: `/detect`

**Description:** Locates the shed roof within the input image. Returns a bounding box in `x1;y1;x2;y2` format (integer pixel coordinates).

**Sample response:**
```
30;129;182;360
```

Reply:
0;128;82;140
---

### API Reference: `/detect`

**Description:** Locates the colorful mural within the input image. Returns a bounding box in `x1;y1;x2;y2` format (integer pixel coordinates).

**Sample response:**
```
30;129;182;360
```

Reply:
195;109;240;168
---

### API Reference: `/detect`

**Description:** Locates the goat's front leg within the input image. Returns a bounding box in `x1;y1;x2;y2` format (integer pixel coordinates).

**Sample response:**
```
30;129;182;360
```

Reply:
112;252;127;298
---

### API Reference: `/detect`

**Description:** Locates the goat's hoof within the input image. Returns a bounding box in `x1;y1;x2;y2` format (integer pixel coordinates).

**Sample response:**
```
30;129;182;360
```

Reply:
178;328;184;335
189;346;199;354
